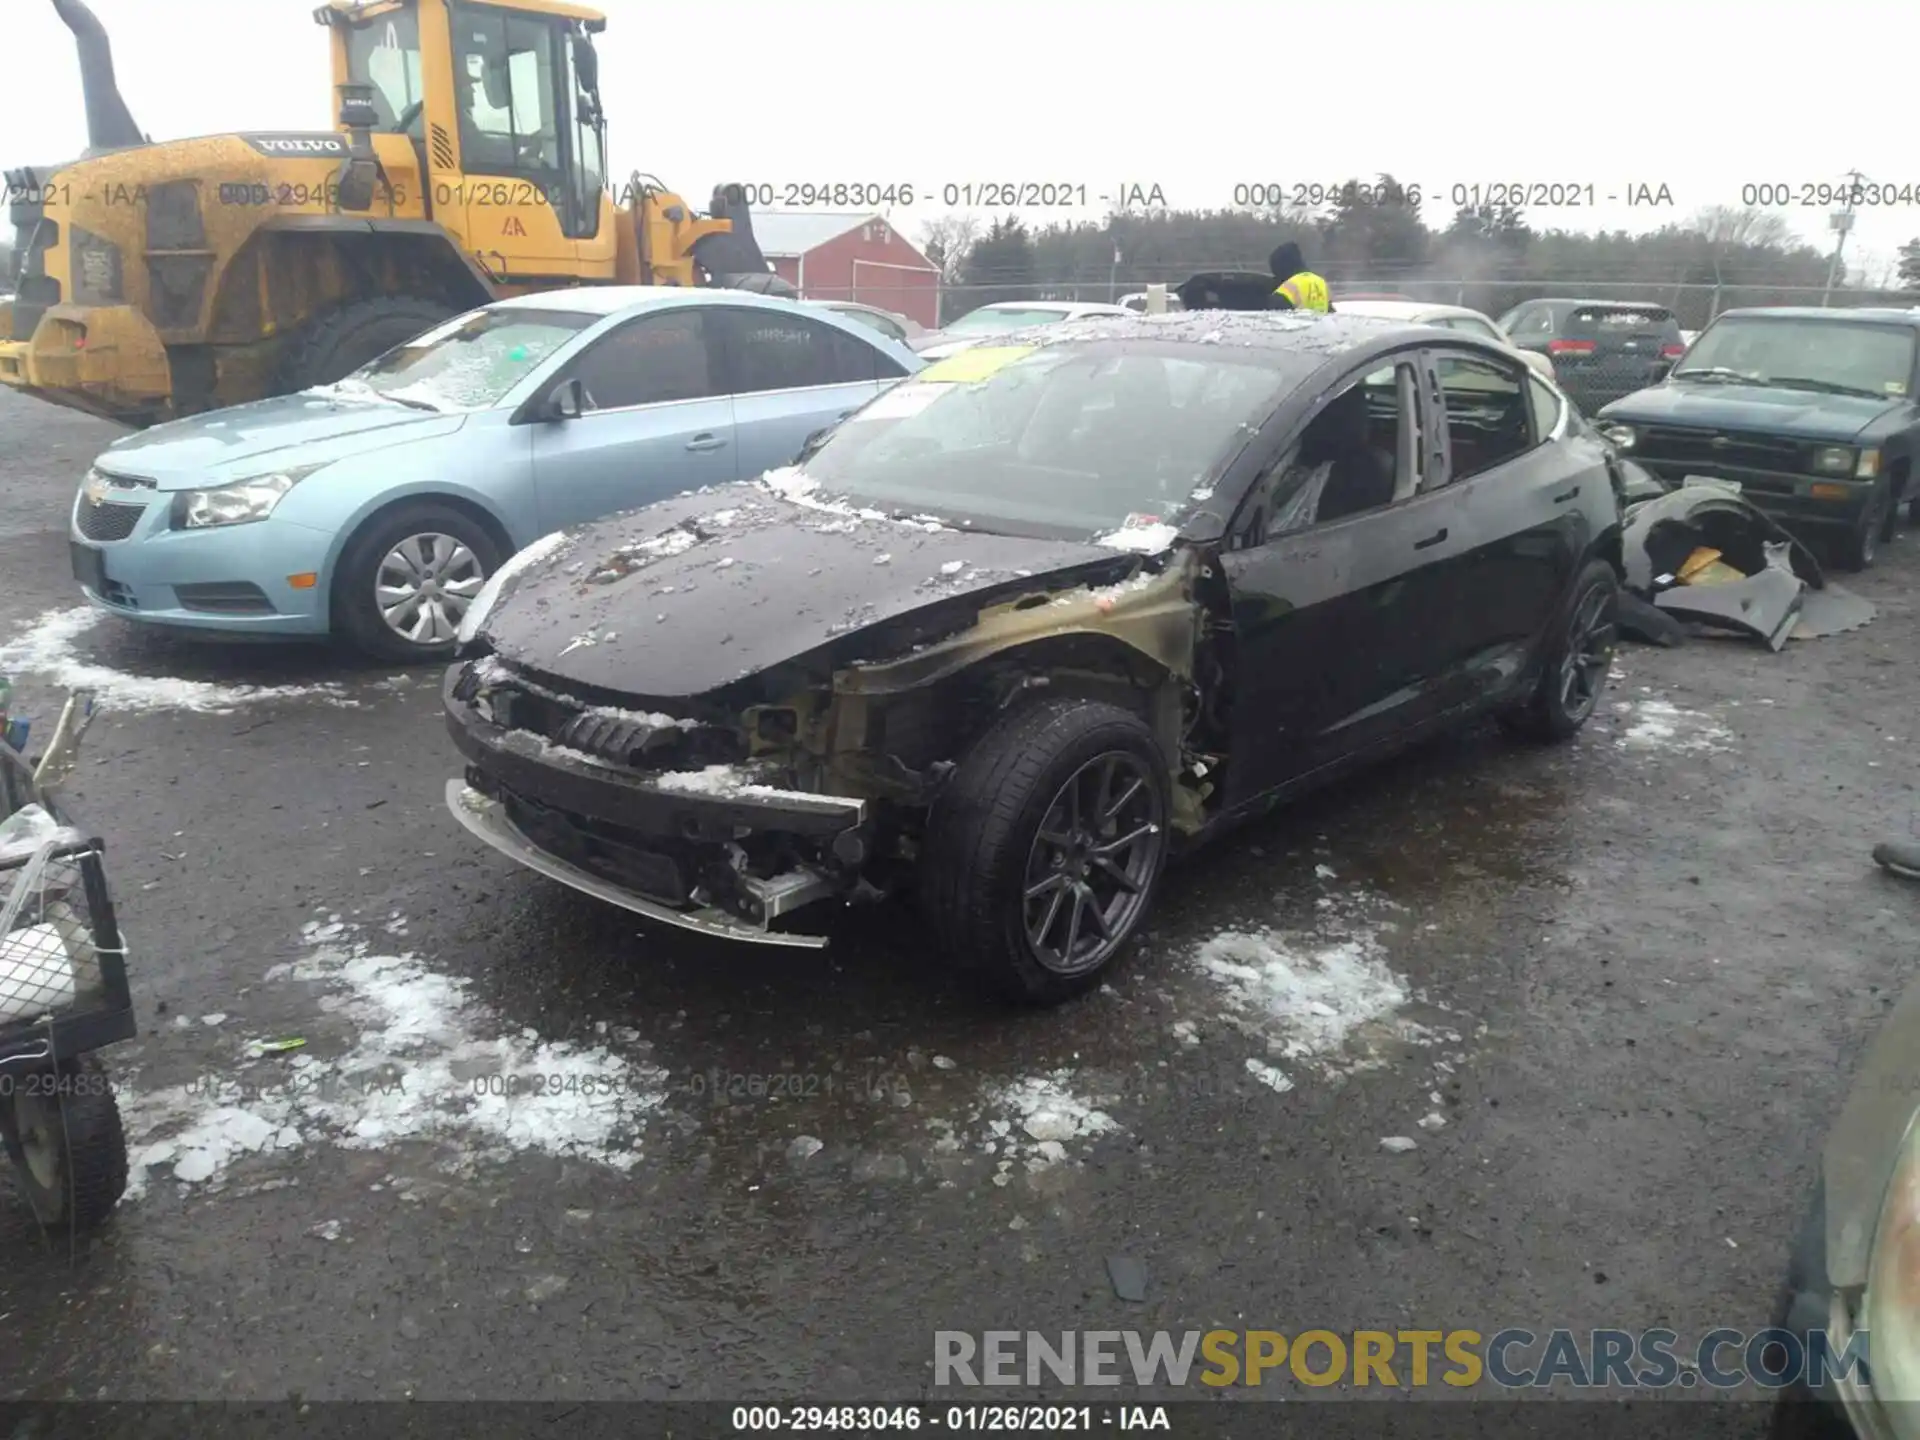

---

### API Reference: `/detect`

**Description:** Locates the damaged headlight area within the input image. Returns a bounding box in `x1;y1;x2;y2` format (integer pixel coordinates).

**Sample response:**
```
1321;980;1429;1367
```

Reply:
456;530;570;648
169;463;326;530
1598;422;1637;450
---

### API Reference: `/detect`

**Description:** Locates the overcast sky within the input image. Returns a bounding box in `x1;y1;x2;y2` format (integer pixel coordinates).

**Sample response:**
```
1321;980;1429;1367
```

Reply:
7;0;1917;284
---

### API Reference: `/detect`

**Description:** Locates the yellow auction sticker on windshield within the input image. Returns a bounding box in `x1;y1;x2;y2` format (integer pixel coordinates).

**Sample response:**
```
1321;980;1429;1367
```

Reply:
918;345;1037;385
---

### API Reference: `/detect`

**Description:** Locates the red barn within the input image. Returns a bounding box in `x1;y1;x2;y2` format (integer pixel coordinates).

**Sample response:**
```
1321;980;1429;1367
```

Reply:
752;212;941;329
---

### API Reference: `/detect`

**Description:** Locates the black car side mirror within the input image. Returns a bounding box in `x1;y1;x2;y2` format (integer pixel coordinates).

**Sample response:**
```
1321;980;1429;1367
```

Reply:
795;426;831;463
546;378;585;421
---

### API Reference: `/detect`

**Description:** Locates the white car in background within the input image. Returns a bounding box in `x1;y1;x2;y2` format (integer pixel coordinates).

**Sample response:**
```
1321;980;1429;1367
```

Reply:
910;300;1135;360
1334;299;1558;381
809;300;926;346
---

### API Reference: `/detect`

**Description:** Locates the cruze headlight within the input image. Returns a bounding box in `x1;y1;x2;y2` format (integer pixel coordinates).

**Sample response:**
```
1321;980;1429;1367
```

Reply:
171;464;324;530
1598;422;1636;450
456;530;571;647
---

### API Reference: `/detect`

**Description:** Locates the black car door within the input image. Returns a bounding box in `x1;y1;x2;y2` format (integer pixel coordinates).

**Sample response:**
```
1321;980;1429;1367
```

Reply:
1414;346;1604;711
1216;348;1461;806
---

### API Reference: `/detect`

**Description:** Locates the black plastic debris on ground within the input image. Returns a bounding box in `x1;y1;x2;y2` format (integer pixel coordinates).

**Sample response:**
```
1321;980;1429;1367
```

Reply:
1615;483;1876;649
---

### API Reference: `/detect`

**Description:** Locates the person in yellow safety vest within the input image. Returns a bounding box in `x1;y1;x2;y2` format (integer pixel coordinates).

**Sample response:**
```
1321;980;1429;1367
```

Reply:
1268;241;1332;313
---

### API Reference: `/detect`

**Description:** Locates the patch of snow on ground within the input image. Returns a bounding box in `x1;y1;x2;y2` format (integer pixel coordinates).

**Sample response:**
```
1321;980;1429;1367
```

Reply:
1193;893;1428;1078
0;608;354;714
929;1069;1119;1183
1611;698;1734;754
118;920;665;1198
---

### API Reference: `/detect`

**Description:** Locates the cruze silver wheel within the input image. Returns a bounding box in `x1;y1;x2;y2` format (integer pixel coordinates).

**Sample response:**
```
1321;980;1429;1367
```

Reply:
375;532;486;646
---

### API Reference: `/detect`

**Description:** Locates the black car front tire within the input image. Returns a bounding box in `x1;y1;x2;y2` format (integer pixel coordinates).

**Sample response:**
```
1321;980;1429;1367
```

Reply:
1499;558;1619;744
921;697;1172;1007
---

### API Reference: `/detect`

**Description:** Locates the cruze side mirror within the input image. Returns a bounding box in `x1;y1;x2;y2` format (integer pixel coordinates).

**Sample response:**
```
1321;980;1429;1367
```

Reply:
795;426;831;463
546;378;585;421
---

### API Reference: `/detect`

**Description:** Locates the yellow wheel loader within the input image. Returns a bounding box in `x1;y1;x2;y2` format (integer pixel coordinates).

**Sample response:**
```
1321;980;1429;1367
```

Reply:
0;0;790;428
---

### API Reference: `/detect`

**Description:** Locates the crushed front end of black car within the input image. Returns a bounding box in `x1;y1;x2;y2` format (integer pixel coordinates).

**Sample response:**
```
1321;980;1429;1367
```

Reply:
445;655;875;946
441;484;1210;948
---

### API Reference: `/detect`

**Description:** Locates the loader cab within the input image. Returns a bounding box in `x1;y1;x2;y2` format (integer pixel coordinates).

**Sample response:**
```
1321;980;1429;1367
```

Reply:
326;0;611;268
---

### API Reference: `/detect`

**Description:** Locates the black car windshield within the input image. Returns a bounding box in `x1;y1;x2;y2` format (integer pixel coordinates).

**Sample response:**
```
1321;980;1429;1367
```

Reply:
941;306;1075;335
1674;318;1916;399
330;307;595;411
791;341;1299;539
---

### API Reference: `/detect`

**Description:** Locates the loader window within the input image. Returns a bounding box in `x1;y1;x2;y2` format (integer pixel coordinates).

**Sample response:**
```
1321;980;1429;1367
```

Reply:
456;10;563;174
343;6;424;132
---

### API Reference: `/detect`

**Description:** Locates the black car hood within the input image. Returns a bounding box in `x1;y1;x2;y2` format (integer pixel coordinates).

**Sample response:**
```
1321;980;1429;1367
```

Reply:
478;481;1145;701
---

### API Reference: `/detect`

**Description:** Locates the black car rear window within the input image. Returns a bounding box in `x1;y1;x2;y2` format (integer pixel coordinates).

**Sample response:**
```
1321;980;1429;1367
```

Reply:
1566;306;1679;336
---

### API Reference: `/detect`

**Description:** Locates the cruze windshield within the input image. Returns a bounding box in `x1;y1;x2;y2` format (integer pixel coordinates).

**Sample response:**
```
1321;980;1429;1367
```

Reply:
337;308;595;411
794;342;1298;538
1675;318;1915;398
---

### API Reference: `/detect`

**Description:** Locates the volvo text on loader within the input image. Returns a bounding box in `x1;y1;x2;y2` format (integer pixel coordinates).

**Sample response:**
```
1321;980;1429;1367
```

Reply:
1;0;789;428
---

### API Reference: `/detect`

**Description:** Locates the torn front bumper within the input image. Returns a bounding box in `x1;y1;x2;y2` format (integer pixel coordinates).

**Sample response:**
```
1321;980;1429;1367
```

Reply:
443;669;866;946
446;782;831;948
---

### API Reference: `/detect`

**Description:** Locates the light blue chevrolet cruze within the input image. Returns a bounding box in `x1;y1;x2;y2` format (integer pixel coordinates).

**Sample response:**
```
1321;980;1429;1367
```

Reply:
67;287;922;660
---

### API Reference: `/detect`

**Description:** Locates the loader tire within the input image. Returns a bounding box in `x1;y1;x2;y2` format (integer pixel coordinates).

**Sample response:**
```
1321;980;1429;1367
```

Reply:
276;297;458;394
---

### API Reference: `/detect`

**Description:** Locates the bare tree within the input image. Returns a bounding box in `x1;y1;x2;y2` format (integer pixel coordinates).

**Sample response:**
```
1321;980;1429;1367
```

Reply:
918;214;981;284
1685;205;1794;250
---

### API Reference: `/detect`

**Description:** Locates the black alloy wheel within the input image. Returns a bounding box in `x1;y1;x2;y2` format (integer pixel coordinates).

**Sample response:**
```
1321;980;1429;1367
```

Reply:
1022;750;1165;978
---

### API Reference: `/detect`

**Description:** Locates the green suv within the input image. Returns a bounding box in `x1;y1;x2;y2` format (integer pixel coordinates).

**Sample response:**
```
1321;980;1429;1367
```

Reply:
1596;307;1920;570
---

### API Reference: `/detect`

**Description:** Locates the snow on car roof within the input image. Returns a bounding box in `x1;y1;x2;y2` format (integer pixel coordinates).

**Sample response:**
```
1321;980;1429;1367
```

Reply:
987;308;1418;356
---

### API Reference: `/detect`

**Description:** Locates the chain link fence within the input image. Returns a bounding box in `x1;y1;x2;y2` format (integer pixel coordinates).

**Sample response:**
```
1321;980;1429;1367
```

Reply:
824;277;1920;329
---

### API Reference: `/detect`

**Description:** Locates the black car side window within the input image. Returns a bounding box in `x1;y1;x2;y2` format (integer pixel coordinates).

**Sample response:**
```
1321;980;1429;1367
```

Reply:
1433;352;1533;483
569;311;719;411
1241;361;1421;541
717;309;883;394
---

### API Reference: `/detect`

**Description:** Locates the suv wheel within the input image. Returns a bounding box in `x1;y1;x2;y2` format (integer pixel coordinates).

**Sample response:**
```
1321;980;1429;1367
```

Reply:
921;698;1172;1006
1835;484;1890;572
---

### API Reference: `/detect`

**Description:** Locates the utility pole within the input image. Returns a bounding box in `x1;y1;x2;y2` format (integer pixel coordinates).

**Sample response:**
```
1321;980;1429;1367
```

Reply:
1822;169;1865;306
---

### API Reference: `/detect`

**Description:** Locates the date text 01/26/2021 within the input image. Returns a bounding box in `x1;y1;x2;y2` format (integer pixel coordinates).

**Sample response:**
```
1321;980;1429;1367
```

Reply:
1229;181;1677;209
730;1405;1170;1431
